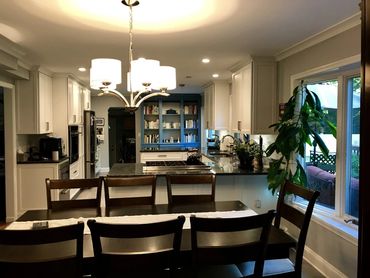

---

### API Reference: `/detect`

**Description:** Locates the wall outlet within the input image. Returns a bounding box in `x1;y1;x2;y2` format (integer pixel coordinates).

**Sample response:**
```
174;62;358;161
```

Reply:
255;199;261;208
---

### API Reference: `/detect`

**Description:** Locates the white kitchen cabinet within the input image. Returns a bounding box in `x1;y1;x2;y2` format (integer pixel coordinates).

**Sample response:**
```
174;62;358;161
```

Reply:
17;163;59;213
140;152;188;163
82;87;91;111
16;67;53;134
203;80;230;130
52;75;89;159
231;57;277;134
68;79;82;125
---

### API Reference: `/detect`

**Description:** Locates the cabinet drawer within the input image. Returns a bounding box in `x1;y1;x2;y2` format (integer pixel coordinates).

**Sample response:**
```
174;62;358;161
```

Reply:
140;152;187;163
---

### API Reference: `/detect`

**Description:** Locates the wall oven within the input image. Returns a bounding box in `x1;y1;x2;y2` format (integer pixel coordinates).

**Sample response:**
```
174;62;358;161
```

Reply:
69;125;79;164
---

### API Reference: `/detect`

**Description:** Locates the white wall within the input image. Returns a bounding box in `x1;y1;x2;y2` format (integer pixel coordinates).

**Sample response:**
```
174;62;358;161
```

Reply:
277;25;360;277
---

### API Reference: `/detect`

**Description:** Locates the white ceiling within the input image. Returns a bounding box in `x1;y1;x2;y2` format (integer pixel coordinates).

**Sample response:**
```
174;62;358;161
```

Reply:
0;0;360;94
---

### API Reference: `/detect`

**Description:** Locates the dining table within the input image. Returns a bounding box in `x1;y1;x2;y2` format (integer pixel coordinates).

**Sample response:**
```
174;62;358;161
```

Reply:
10;200;296;275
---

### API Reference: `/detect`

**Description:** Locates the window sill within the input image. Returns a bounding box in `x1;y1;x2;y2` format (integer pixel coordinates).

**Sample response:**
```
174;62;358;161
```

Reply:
293;202;358;246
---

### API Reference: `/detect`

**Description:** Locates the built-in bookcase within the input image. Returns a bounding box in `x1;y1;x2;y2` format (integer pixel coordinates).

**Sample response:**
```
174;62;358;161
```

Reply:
141;95;201;150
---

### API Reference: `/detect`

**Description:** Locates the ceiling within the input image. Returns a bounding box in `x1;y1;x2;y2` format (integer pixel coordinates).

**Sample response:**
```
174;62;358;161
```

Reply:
0;0;360;94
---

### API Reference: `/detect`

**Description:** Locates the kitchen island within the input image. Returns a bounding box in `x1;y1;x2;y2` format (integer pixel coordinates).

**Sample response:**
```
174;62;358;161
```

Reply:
107;155;276;213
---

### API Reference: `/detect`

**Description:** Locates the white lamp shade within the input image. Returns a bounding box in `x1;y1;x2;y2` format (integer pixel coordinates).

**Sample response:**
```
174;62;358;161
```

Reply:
131;58;160;86
153;66;176;90
127;72;143;92
90;58;122;89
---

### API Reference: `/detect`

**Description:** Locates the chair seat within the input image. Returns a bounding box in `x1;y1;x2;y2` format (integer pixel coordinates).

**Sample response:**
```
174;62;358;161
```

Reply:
237;259;295;277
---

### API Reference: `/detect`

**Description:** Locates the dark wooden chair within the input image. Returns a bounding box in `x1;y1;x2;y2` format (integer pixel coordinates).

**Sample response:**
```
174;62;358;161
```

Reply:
87;216;185;278
104;175;156;211
238;180;320;277
166;174;216;205
45;177;103;211
190;210;276;278
0;222;84;278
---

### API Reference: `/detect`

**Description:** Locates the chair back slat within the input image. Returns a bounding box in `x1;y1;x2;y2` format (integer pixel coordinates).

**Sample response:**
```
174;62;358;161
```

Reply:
46;178;103;211
190;210;275;277
104;176;156;212
87;216;185;277
274;180;320;275
166;174;216;205
0;222;84;278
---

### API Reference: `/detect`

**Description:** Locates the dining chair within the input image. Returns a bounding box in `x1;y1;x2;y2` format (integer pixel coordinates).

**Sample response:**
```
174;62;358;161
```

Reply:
166;173;216;205
104;175;156;211
238;180;320;277
0;222;84;278
87;215;185;278
190;210;276;278
45;177;103;211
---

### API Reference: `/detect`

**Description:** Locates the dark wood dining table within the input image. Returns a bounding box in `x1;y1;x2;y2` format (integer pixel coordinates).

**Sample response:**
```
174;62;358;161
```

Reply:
15;201;295;274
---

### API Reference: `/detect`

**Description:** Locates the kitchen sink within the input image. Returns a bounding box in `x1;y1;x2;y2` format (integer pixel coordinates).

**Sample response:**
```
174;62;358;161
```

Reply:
208;151;233;157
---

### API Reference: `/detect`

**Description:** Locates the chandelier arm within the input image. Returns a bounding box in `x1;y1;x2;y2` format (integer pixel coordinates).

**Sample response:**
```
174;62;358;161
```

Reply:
107;89;130;107
135;92;170;107
132;88;151;102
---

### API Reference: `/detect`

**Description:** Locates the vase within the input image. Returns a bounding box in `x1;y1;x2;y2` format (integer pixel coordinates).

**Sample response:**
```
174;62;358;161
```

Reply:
237;153;254;170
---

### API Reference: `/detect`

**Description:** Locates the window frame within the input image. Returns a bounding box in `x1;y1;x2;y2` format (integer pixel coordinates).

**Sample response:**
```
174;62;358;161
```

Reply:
291;65;360;230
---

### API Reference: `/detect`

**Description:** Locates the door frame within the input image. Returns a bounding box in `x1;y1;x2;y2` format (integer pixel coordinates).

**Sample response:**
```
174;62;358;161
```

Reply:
0;81;17;222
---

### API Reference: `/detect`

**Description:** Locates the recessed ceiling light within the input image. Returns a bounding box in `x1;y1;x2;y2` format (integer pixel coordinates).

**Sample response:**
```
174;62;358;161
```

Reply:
202;58;210;64
78;67;86;72
212;73;219;78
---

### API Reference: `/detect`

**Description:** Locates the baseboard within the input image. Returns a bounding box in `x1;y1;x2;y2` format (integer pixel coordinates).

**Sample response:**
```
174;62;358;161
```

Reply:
304;246;347;278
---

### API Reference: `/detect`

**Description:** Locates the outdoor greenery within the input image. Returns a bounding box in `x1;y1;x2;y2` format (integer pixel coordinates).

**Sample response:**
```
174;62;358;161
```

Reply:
265;81;337;194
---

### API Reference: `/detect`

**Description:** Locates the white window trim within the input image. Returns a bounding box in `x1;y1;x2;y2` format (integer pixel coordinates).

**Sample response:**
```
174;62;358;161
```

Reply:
289;55;360;237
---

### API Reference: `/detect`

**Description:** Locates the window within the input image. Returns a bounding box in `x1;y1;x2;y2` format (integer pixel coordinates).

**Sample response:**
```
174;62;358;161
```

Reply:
303;72;360;220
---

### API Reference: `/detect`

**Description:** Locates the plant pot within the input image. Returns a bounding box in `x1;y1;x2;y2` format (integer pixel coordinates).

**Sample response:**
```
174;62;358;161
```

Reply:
237;153;254;170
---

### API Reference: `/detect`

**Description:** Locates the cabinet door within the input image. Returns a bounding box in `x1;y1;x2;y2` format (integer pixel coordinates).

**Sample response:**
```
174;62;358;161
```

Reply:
38;72;53;133
16;70;53;134
204;84;214;129
82;88;91;111
18;164;58;212
68;80;82;124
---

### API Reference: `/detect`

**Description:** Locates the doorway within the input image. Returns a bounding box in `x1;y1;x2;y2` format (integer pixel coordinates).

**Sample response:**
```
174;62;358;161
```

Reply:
0;87;5;222
108;108;136;167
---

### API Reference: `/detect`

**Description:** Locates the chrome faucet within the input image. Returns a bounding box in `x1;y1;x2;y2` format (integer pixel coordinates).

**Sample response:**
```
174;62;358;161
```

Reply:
221;135;241;153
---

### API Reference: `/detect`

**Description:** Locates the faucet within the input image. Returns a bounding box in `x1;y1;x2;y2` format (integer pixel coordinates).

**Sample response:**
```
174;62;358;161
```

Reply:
221;135;241;153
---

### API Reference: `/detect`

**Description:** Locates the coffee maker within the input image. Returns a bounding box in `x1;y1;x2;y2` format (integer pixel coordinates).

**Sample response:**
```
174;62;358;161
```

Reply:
39;137;63;160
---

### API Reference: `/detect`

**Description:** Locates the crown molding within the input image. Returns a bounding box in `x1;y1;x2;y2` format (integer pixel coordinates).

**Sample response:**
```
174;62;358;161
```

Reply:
275;12;361;61
0;35;26;59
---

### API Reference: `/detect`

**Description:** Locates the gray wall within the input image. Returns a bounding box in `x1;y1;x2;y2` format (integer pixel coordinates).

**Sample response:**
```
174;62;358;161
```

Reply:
278;25;360;102
277;25;360;277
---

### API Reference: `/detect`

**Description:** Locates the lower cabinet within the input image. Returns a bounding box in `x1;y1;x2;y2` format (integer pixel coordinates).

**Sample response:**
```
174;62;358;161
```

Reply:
17;163;59;213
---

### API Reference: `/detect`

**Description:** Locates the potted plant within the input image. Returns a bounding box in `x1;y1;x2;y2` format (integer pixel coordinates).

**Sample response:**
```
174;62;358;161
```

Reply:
234;139;262;170
265;81;336;194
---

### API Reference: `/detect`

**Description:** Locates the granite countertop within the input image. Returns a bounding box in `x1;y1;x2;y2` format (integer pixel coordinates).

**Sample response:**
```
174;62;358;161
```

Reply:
17;156;70;164
108;154;268;177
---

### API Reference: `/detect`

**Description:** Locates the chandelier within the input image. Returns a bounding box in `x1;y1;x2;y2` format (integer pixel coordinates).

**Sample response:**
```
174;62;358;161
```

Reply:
90;0;176;111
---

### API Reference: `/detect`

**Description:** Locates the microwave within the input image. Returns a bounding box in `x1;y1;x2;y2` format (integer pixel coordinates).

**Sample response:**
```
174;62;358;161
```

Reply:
39;137;63;160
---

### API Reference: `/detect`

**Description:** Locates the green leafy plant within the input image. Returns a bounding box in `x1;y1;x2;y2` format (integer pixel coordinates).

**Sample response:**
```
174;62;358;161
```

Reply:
265;81;337;194
234;139;262;169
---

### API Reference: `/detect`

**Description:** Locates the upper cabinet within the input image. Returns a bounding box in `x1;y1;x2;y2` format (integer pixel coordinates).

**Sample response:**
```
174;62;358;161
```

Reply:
231;57;277;134
82;87;91;111
68;79;82;125
203;80;230;130
16;67;53;134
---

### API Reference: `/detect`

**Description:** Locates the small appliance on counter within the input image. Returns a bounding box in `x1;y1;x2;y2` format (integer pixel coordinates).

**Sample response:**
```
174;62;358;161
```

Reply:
39;137;63;160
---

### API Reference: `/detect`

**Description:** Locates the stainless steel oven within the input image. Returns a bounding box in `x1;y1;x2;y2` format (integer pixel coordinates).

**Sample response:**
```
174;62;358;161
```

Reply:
68;125;79;164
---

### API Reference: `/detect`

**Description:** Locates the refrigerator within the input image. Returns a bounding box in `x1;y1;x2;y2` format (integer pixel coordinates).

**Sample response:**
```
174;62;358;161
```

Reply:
84;110;97;178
